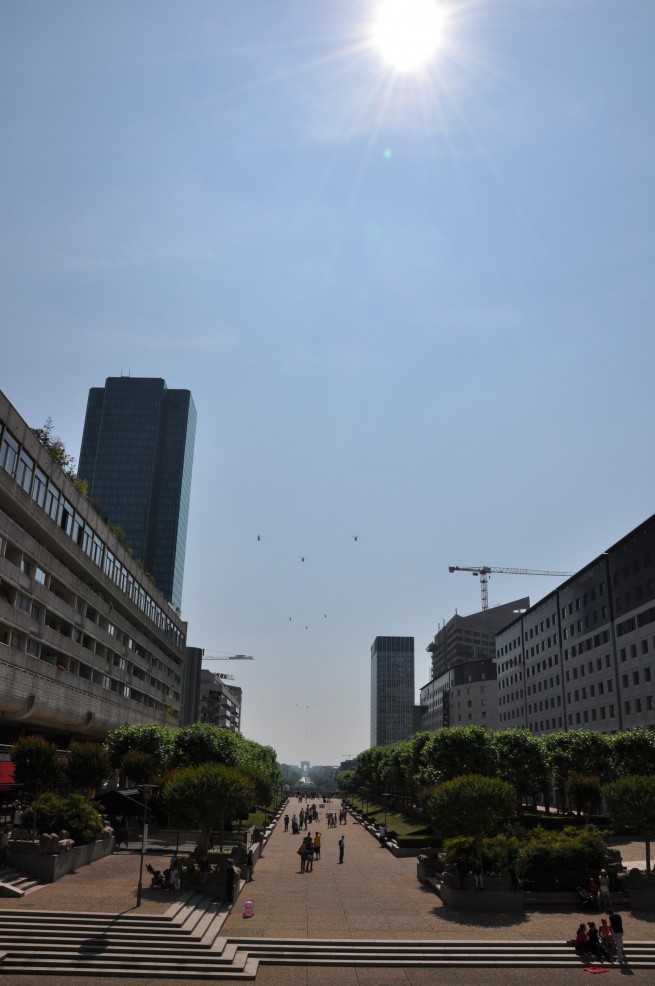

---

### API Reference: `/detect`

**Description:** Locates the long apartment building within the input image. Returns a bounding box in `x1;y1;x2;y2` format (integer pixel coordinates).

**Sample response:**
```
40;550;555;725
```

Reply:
496;514;655;734
0;390;188;743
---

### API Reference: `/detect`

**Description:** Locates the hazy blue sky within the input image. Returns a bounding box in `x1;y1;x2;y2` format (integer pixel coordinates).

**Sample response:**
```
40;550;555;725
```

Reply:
2;0;654;768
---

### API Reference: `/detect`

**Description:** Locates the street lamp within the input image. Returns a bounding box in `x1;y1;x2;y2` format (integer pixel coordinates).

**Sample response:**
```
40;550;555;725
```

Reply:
136;784;158;908
382;791;390;827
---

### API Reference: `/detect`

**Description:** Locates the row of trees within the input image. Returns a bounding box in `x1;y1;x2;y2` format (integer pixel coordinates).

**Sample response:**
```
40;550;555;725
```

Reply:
10;724;283;850
341;726;655;812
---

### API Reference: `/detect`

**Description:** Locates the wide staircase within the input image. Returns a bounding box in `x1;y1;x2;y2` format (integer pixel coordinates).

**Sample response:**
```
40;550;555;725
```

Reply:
0;863;44;898
1;896;655;978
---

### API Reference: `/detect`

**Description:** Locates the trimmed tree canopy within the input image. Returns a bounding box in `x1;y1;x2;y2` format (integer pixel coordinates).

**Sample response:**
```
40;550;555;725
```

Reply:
424;774;517;839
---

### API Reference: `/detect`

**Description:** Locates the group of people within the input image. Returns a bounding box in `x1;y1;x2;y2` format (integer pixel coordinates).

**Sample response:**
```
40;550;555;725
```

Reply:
574;911;626;965
297;832;321;872
326;808;348;828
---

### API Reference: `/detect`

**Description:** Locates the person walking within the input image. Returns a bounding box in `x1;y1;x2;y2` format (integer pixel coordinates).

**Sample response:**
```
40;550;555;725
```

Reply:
608;910;626;966
338;835;345;863
284;814;289;832
598;869;611;910
245;847;254;882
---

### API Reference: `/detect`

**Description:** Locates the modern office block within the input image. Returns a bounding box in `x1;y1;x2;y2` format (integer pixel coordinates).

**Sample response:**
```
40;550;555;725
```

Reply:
0;389;188;743
78;377;196;611
198;670;242;732
496;514;655;734
371;636;414;747
420;599;528;731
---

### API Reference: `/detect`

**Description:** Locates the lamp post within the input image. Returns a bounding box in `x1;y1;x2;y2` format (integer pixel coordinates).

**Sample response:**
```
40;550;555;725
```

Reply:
382;791;390;827
136;784;158;908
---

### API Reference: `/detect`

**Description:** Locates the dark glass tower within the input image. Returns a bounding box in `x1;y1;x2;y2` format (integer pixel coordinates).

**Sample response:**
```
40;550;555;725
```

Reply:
78;377;196;611
370;636;414;746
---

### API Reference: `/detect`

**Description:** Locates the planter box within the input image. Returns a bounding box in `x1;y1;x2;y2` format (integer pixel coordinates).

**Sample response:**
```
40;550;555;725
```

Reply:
440;883;524;914
8;836;114;883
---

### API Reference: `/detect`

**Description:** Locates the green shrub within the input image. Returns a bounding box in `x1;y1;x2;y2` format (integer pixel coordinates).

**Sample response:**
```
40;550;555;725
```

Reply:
23;793;104;845
520;825;610;890
443;834;521;872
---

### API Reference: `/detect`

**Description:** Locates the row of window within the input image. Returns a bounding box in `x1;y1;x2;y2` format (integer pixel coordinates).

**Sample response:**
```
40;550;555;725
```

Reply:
0;418;184;649
2;626;175;716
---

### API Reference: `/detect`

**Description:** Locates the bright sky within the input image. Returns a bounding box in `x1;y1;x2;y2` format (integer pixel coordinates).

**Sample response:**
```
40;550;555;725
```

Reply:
1;1;654;769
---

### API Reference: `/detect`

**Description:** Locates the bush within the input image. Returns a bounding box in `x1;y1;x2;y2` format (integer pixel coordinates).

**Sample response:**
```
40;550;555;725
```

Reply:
520;825;610;891
22;793;104;845
443;834;521;872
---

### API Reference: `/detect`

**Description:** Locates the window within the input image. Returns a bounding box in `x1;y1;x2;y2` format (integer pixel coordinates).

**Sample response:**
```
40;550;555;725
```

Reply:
16;450;34;492
34;566;47;586
0;430;19;476
31;467;47;508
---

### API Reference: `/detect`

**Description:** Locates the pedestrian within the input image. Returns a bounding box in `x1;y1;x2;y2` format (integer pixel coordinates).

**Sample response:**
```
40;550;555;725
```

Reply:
472;860;484;891
225;860;236;902
0;828;9;868
170;852;180;889
379;823;387;847
313;831;321;860
608;910;626;966
508;856;521;891
338;835;345;863
598;869;611;910
284;814;289;832
245;847;254;882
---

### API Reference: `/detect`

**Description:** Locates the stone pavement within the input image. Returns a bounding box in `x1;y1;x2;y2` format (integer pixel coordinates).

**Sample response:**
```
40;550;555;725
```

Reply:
1;802;655;986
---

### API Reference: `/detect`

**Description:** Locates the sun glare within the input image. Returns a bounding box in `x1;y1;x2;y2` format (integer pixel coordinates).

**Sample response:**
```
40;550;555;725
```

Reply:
373;0;446;73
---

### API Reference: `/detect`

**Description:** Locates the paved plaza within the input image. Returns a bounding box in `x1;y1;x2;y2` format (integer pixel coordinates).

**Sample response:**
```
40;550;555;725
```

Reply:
1;801;654;985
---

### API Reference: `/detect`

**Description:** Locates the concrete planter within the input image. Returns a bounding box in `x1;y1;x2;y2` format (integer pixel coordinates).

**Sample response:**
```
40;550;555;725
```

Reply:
439;881;524;913
8;836;114;883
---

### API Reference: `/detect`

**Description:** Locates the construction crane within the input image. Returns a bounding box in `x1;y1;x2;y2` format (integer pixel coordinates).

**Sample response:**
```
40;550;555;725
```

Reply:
448;566;573;611
202;654;254;661
200;654;254;682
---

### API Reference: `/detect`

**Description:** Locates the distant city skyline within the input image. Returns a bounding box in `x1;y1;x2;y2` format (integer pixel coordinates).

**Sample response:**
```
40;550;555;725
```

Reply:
2;0;654;764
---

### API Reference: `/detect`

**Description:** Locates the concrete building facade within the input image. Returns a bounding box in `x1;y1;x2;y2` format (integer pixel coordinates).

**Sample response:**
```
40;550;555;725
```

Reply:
198;669;242;732
78;377;196;611
370;636;414;746
420;599;528;732
496;514;655;734
0;390;188;743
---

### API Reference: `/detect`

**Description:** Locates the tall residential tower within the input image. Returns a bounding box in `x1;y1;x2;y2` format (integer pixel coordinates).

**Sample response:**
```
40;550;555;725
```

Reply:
78;377;196;611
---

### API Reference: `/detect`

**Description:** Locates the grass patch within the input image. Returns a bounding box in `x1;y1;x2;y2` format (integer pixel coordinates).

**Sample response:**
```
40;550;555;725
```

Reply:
348;796;432;839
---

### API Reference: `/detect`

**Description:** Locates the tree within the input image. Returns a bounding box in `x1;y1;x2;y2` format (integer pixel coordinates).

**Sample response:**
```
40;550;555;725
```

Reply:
32;417;88;497
419;726;497;788
66;741;111;796
121;749;158;785
493;729;548;812
163;763;255;851
566;773;602;818
543;731;612;811
604;775;655;876
11;736;60;790
104;724;174;774
423;774;517;840
170;723;243;769
610;728;655;779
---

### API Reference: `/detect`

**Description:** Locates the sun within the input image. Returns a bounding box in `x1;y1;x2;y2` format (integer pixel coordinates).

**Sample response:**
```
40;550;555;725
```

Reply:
373;0;446;73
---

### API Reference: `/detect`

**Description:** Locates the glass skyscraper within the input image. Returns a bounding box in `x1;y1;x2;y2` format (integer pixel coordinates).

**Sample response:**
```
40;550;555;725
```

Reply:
78;377;196;611
370;635;415;746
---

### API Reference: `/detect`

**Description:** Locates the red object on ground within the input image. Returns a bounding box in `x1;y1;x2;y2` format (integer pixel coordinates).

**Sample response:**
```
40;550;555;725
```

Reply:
243;899;254;918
